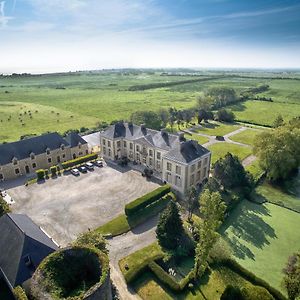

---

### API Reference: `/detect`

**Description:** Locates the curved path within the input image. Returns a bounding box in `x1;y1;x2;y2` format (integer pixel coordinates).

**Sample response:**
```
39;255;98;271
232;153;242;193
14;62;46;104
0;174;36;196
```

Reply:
108;216;158;300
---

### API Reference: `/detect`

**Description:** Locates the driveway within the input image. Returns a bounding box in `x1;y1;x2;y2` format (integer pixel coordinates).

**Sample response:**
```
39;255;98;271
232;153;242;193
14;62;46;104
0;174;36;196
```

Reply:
9;164;159;246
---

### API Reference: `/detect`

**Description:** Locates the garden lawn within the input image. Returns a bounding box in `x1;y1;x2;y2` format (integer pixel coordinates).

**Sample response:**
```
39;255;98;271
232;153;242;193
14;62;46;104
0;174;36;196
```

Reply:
230;129;263;146
95;214;130;236
194;122;241;136
221;200;300;294
208;143;252;164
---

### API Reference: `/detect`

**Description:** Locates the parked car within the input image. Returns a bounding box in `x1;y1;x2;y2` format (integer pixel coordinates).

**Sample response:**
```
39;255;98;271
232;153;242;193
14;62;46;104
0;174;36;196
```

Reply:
85;162;94;170
94;160;103;167
79;166;88;173
70;168;80;176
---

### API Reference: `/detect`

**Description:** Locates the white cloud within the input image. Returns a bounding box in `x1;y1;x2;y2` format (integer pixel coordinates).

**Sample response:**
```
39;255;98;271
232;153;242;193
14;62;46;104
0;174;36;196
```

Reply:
0;1;13;27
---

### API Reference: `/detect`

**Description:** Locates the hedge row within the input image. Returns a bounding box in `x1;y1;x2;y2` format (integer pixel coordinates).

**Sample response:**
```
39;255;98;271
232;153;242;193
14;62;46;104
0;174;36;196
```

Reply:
221;259;287;300
61;153;98;169
124;253;164;283
128;193;175;227
13;286;28;300
125;185;171;216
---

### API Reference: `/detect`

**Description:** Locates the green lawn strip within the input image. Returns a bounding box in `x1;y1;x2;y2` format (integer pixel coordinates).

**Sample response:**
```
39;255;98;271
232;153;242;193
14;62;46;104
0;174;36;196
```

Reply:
208;143;252;164
185;134;210;145
96;193;172;237
221;200;300;294
193;122;240;136
256;182;300;213
229;129;263;146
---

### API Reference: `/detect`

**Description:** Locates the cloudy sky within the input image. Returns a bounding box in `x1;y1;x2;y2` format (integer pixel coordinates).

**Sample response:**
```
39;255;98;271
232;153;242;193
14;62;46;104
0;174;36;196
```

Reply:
0;0;300;73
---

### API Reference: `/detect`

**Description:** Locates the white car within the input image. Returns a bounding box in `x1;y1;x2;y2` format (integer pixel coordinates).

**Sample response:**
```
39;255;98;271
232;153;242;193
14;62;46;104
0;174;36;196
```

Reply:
70;168;80;176
0;190;15;204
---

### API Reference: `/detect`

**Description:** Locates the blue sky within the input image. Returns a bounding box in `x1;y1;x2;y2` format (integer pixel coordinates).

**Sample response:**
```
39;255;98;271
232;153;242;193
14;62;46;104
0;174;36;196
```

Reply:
0;0;300;73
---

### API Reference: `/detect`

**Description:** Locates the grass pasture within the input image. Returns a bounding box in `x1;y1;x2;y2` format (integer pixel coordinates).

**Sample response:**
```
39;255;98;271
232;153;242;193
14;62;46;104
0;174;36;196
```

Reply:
208;143;252;164
221;200;300;293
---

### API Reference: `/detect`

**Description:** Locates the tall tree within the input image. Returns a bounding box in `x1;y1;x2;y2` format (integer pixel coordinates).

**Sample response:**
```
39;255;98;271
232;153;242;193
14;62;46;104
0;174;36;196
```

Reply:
158;109;170;128
130;110;162;130
194;190;226;278
186;186;198;221
282;252;300;300
156;201;184;250
254;119;300;181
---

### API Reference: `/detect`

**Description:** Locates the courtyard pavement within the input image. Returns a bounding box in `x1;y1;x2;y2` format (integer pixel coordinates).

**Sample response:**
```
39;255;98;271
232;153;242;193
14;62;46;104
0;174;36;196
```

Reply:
9;164;159;246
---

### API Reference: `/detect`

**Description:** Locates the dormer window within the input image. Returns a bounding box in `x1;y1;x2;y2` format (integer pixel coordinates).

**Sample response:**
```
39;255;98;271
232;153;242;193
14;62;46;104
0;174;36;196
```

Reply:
46;148;50;155
30;153;35;160
12;158;18;165
78;142;82;149
24;255;32;267
61;144;65;151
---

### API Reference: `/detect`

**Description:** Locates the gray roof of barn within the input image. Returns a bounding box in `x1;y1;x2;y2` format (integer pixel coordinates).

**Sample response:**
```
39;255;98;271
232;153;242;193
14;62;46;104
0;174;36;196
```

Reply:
163;140;210;163
0;213;58;288
64;132;87;147
0;132;85;166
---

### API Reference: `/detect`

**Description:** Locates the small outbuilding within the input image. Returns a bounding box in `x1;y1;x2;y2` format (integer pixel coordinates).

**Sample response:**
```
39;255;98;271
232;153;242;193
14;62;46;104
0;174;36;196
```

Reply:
0;213;59;292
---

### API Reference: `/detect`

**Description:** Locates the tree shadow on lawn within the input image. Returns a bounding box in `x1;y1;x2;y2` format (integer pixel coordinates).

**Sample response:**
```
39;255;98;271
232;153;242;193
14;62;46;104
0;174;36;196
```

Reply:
229;102;247;112
220;200;277;261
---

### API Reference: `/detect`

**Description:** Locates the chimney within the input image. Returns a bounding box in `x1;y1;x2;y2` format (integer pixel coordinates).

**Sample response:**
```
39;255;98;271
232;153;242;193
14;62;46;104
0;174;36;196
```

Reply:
161;128;168;137
140;124;146;131
178;132;185;142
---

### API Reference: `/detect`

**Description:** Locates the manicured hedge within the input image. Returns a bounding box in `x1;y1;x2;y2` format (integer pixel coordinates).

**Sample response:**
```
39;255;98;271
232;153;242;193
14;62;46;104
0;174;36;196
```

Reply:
221;259;287;300
148;261;194;292
13;286;28;300
36;169;45;180
128;193;174;227
61;153;98;169
124;254;164;284
125;185;171;216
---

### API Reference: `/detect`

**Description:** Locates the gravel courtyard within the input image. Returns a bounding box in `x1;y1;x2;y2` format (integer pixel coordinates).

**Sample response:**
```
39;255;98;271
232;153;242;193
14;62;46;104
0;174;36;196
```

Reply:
9;164;159;246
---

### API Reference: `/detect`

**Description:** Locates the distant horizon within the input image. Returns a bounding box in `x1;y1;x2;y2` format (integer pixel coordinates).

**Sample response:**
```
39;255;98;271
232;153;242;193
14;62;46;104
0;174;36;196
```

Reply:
2;66;300;76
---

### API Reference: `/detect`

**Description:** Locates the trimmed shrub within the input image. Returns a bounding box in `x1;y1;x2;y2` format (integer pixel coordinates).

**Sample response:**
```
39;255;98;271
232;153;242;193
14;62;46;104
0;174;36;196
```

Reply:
241;285;274;300
128;193;174;227
220;285;243;300
148;261;181;291
124;254;164;284
62;153;98;169
13;286;28;300
36;169;45;180
125;185;171;216
50;166;57;176
148;261;194;291
0;195;11;217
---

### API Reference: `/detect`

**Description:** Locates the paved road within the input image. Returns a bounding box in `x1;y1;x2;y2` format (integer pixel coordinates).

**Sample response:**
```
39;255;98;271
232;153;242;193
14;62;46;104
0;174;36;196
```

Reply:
108;216;158;300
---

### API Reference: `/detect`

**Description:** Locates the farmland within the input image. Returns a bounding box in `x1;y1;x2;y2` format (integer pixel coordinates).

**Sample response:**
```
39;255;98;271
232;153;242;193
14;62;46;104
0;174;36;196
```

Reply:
0;70;299;143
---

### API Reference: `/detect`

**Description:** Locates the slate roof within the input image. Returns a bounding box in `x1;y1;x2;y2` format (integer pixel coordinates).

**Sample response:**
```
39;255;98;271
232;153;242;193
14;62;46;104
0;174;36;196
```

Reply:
0;132;85;166
64;132;87;147
0;213;58;288
101;122;182;151
163;140;210;164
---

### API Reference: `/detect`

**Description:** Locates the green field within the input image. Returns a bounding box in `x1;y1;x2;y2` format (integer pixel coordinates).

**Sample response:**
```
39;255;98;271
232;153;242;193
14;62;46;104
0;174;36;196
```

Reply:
230;128;263;146
1;71;299;143
221;200;300;293
208;143;252;164
193;122;241;136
